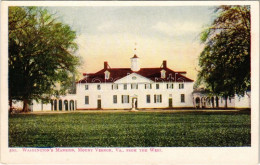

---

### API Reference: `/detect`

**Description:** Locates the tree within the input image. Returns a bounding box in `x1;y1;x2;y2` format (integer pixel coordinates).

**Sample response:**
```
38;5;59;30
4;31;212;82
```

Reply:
9;7;80;112
196;5;250;108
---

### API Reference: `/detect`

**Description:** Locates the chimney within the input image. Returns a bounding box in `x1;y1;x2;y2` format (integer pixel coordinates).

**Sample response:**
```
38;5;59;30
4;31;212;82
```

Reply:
83;73;88;78
104;61;108;70
163;60;167;68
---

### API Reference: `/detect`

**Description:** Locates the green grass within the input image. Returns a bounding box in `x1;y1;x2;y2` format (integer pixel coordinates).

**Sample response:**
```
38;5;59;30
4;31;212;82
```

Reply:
9;110;251;147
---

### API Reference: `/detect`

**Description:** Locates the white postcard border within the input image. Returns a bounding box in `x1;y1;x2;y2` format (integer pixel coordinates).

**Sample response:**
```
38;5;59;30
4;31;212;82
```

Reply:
1;1;259;164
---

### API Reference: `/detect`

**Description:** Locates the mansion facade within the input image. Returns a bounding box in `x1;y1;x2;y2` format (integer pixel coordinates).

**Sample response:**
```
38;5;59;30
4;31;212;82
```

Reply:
10;55;251;111
76;55;194;110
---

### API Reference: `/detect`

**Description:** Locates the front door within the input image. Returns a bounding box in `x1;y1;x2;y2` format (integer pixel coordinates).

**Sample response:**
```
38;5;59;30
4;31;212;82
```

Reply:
132;98;138;109
97;99;101;109
135;99;138;109
169;98;172;108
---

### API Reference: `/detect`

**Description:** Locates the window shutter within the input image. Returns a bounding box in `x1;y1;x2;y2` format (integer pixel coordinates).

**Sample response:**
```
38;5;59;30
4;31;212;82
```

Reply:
154;95;156;103
160;95;162;103
181;94;185;102
85;96;89;104
122;95;123;103
127;95;129;103
145;84;146;89
147;95;150;103
113;95;117;104
167;84;168;89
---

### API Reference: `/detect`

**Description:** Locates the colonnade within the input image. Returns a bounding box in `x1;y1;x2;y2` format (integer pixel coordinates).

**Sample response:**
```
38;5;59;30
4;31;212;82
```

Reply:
51;99;77;111
193;96;218;108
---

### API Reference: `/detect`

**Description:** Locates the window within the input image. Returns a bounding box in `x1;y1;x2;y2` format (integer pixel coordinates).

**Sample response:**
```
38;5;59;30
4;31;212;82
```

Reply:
104;70;110;80
156;84;160;89
160;69;166;78
154;94;162;103
146;95;151;103
167;83;174;89
145;84;152;89
112;84;118;90
85;96;89;104
181;94;185;103
85;85;88;90
122;95;129;103
131;83;138;89
113;95;117;104
97;84;101;90
179;83;184;89
123;84;127;90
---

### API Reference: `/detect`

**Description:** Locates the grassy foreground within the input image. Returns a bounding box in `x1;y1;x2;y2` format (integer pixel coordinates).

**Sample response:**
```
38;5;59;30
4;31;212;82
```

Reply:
9;110;251;147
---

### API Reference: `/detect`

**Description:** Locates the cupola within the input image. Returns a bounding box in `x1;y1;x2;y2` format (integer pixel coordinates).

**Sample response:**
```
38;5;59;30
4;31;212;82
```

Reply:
131;55;140;72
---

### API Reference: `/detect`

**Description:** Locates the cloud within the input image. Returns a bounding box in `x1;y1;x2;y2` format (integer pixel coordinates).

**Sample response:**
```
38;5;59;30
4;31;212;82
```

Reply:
152;21;203;37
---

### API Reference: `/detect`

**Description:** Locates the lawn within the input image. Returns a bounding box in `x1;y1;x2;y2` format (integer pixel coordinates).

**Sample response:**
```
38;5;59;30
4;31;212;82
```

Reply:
9;110;251;147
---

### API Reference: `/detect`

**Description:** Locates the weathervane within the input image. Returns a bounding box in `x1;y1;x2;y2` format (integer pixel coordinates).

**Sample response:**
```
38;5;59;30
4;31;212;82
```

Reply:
134;42;137;55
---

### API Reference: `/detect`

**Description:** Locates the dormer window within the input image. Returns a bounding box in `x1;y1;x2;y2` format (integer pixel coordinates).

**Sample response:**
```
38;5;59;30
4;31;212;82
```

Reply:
160;69;166;78
104;70;110;80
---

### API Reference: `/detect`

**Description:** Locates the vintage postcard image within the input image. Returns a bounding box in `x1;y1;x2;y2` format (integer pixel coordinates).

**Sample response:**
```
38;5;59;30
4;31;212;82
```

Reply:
1;1;259;164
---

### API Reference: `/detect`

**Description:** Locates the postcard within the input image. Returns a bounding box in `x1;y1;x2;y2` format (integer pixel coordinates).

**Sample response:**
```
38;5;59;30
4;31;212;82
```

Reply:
1;1;259;164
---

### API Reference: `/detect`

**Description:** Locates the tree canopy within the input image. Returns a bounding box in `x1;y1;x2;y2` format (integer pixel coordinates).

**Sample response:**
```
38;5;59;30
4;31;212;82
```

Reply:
196;5;250;106
9;7;80;111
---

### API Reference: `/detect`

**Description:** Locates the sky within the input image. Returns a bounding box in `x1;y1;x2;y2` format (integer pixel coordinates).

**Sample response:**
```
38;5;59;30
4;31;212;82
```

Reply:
48;6;216;80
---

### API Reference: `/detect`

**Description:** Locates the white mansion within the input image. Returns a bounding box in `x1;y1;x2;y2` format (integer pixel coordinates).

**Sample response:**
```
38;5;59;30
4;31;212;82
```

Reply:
11;55;251;111
76;55;194;110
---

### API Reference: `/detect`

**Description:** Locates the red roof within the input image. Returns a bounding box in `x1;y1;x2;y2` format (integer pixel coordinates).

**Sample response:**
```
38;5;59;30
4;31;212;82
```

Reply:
77;66;193;83
131;54;138;58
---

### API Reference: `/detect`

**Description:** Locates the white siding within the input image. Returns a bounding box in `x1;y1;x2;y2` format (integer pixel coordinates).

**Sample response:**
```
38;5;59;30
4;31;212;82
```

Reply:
76;82;194;109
